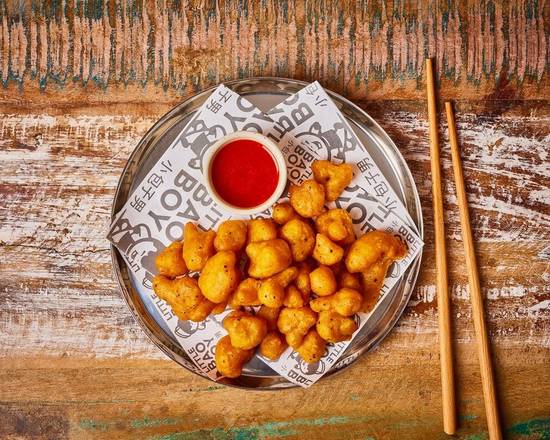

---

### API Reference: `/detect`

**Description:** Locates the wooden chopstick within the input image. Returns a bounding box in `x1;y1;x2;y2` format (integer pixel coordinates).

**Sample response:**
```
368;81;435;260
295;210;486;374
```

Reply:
425;58;456;435
445;101;503;440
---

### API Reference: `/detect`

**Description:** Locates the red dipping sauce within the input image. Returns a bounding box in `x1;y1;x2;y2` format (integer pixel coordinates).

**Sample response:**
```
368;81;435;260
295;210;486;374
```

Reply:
211;139;279;208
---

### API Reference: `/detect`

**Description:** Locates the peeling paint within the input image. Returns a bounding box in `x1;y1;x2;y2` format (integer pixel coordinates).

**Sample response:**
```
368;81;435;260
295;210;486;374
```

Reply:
0;1;547;91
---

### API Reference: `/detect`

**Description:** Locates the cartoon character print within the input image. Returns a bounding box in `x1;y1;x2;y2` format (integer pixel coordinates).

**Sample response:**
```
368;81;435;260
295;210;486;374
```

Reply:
289;350;327;376
108;212;164;287
386;259;403;280
294;116;359;164
174;319;208;338
174;115;227;170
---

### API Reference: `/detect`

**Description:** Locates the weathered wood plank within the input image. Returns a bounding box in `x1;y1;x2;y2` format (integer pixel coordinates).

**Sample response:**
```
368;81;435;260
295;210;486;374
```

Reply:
0;349;548;439
0;0;548;103
1;102;548;360
0;103;547;438
0;1;548;438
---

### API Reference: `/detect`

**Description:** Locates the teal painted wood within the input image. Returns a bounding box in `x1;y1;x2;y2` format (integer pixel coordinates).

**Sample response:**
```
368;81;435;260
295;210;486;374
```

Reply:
0;0;547;93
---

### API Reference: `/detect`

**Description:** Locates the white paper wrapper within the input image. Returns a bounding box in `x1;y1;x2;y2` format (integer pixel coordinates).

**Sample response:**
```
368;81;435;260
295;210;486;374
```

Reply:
108;82;423;386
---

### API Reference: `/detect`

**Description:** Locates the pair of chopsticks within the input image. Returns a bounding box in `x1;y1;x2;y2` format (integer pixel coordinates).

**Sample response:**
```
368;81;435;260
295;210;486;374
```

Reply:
425;59;502;439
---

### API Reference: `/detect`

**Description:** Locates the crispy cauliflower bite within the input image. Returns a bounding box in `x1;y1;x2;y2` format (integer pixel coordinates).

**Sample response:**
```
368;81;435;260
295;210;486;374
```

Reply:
360;259;393;313
296;329;326;363
316;310;358;343
272;202;300;225
313;233;345;266
182;223;216;271
198;250;240;303
186;299;218;321
258;267;298;308
223;310;268;350
339;270;362;290
246;239;292;278
260;331;288;361
247;218;278;243
311;160;354;202
214;220;247;252
279;218;315;262
288;180;325;218
345;230;407;273
153;275;202;309
283;284;309;308
153;275;215;322
277;306;318;348
309;265;337;296
315;209;355;245
256;305;280;331
229;278;262;308
215;335;253;378
295;262;312;296
310;287;363;316
155;241;187;277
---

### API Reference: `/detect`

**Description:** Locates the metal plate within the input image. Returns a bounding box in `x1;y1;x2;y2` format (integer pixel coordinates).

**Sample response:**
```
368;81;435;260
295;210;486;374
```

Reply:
110;77;423;389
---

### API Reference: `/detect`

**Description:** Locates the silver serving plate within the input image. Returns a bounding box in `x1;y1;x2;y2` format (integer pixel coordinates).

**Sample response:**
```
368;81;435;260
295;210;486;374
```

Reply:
111;77;423;389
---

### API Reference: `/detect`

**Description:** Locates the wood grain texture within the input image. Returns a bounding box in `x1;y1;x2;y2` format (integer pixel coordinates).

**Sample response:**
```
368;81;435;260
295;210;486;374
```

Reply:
1;101;549;439
0;0;548;104
0;0;549;439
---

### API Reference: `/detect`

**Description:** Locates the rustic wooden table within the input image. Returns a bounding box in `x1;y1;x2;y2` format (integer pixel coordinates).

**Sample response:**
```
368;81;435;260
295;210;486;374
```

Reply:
1;1;549;439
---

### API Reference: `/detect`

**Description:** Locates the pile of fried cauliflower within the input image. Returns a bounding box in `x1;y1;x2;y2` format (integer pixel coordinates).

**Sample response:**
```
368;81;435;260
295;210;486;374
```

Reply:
153;160;407;378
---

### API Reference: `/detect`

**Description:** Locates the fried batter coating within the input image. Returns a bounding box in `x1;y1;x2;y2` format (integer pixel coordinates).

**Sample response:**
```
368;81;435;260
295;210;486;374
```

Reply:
198;250;240;303
214;220;247;252
153;275;200;310
316;310;358;343
215;335;253;378
153;275;215;322
246;239;292;278
360;259;393;313
185;300;218;321
182;223;216;271
311;160;354;202
339;270;362;290
277;306;318;348
309;287;363;316
229;277;262;308
248;218;278;243
344;230;407;312
329;261;344;277
279;218;315;262
258;267;298;308
256;305;280;331
223;310;267;350
211;301;228;314
312;233;344;266
260;331;288;361
155;241;187;278
296;329;326;363
295;262;312;297
283;284;309;308
309;265;337;297
288;180;325;218
345;230;407;273
315;209;355;245
272;202;301;225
